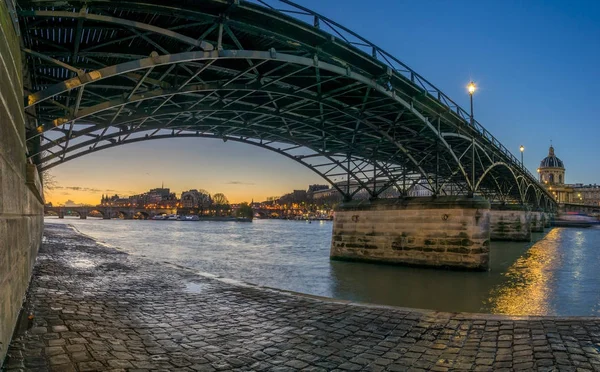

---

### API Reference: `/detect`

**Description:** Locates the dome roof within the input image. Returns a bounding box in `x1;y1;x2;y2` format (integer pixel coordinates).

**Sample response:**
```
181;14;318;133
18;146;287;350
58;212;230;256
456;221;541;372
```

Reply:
540;145;564;168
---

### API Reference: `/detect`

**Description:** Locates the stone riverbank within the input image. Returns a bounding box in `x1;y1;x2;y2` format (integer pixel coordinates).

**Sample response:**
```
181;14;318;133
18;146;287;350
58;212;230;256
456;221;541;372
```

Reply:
3;224;600;371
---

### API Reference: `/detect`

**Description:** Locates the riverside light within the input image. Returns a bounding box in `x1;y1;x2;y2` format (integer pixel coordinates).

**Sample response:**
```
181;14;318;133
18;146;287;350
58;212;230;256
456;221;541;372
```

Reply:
520;145;525;165
467;81;476;126
467;81;476;95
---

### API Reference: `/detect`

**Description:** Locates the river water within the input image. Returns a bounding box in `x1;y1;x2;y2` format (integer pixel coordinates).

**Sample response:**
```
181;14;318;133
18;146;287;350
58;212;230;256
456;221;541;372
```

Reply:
45;218;600;316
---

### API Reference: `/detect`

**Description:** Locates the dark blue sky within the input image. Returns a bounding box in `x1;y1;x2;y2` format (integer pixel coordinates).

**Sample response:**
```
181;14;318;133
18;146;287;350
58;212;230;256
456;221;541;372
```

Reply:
296;0;600;182
50;0;600;204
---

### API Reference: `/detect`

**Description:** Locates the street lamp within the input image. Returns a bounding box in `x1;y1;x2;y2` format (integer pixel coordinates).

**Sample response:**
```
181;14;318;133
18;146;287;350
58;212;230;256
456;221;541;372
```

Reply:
467;81;476;125
520;145;525;165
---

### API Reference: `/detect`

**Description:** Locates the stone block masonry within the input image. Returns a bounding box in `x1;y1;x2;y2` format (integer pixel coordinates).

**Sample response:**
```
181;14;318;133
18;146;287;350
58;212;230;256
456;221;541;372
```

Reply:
530;211;545;232
0;2;44;367
331;196;491;271
489;206;531;242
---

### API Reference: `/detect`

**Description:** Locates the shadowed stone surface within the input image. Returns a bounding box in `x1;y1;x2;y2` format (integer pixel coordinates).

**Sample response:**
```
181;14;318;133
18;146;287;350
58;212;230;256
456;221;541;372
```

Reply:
4;224;600;371
0;0;44;364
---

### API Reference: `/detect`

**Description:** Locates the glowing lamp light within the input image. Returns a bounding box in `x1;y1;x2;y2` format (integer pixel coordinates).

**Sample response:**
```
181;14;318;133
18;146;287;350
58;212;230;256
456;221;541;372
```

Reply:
520;145;525;152
467;81;476;95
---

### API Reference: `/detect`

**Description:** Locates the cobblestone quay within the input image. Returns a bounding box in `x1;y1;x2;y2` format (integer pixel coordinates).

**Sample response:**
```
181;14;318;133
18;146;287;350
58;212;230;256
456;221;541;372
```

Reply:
4;225;600;371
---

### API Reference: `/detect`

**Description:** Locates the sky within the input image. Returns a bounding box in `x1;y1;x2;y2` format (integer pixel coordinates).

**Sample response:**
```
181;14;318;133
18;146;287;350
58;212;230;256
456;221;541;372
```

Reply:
45;0;600;205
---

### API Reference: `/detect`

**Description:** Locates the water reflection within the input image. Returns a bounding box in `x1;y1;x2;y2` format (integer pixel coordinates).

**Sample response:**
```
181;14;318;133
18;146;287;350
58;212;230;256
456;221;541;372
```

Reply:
328;236;539;313
46;218;600;315
487;227;600;316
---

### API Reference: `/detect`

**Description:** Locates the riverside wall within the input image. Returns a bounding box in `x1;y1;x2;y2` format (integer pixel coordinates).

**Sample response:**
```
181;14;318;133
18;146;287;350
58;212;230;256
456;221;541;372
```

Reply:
0;2;44;366
331;197;491;270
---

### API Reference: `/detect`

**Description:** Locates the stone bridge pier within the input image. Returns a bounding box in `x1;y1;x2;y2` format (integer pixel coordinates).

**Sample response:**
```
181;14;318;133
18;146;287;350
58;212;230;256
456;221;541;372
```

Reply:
489;204;532;242
331;197;491;271
530;210;545;233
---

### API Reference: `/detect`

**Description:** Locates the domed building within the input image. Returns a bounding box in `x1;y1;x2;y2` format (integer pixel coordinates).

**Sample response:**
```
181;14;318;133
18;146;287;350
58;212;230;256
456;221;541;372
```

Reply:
539;145;565;184
538;145;573;203
536;145;600;206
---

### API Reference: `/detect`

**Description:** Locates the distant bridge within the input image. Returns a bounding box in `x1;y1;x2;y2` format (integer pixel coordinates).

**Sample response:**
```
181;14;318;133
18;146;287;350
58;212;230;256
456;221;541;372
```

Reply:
45;205;172;219
18;0;557;211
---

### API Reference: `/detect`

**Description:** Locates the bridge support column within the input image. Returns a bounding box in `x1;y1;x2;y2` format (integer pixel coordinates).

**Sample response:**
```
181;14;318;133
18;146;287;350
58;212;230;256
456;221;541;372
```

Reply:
331;196;490;271
543;212;551;228
58;211;65;219
530;211;544;232
489;205;531;241
79;212;87;219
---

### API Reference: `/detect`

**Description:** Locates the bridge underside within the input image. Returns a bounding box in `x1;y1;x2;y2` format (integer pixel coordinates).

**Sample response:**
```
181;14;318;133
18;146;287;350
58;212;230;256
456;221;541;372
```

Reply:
18;0;555;210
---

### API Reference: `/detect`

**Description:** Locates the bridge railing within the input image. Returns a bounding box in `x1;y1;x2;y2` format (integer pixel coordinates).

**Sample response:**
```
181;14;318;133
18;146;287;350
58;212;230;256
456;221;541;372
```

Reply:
250;0;547;197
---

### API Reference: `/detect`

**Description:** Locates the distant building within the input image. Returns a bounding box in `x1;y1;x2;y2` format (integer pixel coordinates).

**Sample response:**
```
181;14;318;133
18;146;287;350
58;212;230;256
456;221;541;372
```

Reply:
146;187;172;204
408;182;432;197
538;145;573;203
312;188;336;200
536;145;600;206
571;184;600;206
307;184;329;194
180;189;211;211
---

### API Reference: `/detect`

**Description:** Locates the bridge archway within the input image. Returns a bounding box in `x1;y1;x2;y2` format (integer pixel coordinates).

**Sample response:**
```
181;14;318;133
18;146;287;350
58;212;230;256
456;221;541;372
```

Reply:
62;209;82;218
134;211;150;220
19;0;556;209
88;209;105;219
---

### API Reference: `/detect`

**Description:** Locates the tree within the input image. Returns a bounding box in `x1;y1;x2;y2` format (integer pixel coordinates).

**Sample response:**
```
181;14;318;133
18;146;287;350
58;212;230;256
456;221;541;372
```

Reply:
197;189;211;215
41;170;58;202
236;202;254;220
212;193;229;216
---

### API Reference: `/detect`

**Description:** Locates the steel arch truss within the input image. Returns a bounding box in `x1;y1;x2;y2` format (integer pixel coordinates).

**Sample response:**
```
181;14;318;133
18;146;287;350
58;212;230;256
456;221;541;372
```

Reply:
18;0;556;209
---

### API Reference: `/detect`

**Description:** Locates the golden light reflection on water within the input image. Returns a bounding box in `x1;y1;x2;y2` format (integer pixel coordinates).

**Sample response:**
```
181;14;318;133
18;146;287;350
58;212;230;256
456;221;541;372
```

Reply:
488;228;563;315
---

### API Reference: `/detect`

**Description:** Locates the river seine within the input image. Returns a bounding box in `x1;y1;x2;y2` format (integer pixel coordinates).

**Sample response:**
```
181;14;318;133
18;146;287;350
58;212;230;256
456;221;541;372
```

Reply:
46;218;600;316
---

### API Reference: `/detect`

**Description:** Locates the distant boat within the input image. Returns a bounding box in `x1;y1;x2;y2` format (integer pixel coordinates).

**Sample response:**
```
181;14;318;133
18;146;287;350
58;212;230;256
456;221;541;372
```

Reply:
152;214;166;220
553;213;599;228
166;214;179;220
180;215;200;221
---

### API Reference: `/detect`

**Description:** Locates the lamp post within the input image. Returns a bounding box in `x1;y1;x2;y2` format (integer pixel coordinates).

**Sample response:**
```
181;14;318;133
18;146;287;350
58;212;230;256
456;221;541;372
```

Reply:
520;145;524;166
467;81;476;125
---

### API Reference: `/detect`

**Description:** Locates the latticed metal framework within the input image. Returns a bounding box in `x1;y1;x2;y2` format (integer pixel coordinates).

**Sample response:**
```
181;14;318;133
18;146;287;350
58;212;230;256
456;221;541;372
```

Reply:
17;0;556;209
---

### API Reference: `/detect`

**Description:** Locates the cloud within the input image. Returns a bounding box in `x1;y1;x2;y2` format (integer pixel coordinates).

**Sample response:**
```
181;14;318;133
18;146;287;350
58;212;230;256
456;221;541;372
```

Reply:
226;181;255;185
55;186;118;193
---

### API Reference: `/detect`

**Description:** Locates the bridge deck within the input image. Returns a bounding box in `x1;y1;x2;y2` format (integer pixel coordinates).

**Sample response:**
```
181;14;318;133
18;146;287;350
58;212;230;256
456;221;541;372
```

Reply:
18;0;555;209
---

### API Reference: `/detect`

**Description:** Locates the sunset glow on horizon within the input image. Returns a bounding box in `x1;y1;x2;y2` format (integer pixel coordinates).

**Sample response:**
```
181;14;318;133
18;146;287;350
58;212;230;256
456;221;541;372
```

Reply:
44;138;325;206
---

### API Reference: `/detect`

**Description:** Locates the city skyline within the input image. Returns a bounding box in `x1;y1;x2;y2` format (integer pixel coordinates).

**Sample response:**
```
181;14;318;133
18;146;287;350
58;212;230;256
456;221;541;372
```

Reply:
45;0;600;206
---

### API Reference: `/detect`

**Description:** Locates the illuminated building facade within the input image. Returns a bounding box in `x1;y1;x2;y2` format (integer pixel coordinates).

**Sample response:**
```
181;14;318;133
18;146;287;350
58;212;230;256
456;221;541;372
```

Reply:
537;146;600;205
538;145;573;203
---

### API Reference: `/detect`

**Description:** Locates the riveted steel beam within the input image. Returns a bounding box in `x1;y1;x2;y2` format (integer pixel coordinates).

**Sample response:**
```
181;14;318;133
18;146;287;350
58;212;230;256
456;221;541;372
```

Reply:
18;10;214;51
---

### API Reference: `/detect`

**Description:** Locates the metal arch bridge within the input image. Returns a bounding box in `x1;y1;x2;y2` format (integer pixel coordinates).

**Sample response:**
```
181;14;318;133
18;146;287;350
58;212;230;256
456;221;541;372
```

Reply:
16;0;556;210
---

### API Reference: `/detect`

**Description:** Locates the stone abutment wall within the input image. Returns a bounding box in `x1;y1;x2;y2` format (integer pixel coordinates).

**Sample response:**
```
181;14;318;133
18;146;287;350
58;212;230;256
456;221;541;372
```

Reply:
331;197;491;270
0;3;44;366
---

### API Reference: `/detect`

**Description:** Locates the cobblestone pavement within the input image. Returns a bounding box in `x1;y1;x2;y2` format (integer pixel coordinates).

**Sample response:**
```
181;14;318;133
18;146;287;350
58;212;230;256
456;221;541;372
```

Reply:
4;224;600;372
